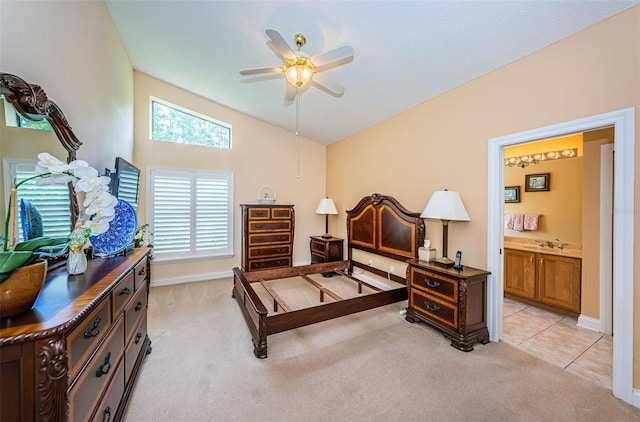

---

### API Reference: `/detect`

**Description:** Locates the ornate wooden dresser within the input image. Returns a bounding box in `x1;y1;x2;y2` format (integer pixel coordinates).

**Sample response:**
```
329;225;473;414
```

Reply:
0;248;152;422
240;204;294;272
405;258;490;351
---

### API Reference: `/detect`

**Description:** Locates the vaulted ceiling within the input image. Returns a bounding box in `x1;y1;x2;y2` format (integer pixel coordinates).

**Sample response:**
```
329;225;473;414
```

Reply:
105;1;638;145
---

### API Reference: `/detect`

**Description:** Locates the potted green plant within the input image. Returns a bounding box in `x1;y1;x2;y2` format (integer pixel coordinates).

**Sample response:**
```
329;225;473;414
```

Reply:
0;153;118;316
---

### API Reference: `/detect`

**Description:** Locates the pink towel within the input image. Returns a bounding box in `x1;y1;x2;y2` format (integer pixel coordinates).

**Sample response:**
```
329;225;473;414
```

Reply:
524;214;539;231
513;214;524;231
504;214;515;229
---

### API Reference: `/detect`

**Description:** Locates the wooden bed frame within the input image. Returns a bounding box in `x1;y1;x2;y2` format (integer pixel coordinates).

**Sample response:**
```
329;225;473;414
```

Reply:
232;193;425;358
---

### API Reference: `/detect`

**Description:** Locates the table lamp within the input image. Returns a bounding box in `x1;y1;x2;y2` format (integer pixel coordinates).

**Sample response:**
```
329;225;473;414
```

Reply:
316;197;338;238
420;189;470;267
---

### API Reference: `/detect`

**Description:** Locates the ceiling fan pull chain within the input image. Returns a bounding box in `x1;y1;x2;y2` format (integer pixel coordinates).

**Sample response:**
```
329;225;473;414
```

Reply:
295;86;300;136
296;86;301;178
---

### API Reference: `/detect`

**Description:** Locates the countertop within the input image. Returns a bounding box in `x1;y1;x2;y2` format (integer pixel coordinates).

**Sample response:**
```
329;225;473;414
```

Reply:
504;237;582;259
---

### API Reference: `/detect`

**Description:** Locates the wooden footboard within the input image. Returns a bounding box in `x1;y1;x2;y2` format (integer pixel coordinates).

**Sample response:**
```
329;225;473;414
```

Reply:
233;261;407;358
232;267;269;358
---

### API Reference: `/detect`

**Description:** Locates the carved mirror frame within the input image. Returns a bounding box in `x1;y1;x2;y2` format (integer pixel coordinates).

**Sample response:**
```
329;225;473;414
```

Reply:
0;72;81;226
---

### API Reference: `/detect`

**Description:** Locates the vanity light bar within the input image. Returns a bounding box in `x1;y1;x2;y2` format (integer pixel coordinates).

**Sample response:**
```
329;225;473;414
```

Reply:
504;148;578;168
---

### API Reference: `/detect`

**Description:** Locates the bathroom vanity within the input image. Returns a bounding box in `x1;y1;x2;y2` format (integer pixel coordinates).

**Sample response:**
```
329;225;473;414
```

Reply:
504;240;582;314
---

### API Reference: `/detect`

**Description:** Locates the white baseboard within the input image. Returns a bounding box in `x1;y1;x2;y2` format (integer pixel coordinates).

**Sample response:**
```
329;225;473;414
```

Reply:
577;314;601;332
633;388;640;409
149;260;311;288
150;270;233;287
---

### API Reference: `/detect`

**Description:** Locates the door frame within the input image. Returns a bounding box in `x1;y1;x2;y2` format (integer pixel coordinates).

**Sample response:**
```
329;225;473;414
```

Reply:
599;143;614;335
486;108;635;405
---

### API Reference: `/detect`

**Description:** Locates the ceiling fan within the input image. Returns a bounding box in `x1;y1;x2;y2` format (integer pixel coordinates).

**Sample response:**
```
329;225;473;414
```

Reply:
240;29;354;100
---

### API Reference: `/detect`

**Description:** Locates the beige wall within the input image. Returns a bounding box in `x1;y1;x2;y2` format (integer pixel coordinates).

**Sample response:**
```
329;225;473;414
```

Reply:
327;6;639;383
581;128;614;320
504;155;583;243
133;72;326;282
0;0;133;236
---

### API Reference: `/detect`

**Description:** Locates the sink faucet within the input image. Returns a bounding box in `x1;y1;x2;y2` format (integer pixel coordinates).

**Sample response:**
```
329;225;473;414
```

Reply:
537;241;545;247
556;238;565;249
546;240;555;248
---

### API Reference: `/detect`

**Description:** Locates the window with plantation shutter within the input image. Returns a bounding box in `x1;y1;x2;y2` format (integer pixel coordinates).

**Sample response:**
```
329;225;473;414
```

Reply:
148;167;233;260
3;160;72;240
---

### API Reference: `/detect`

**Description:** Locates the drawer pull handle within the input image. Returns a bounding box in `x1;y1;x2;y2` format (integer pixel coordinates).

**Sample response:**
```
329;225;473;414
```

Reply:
135;332;143;344
84;317;101;339
138;267;146;276
424;302;440;312
96;352;112;378
102;406;112;422
135;301;143;312
255;224;263;229
118;287;131;296
425;279;440;288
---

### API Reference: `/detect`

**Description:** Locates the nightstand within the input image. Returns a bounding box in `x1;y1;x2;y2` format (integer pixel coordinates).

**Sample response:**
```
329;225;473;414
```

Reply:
310;236;344;277
405;258;491;351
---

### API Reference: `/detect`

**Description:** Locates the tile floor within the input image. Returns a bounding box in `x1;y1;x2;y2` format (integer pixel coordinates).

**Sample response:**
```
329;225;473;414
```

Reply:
503;297;613;390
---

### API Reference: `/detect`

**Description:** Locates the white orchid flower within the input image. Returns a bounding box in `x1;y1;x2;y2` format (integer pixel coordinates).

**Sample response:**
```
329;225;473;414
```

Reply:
84;190;117;213
88;202;116;222
36;152;67;173
83;218;111;236
95;209;116;223
34;172;74;185
76;174;111;194
68;159;90;171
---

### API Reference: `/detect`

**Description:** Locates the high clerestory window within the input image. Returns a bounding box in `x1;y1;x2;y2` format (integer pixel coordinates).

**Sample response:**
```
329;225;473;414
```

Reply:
150;98;231;149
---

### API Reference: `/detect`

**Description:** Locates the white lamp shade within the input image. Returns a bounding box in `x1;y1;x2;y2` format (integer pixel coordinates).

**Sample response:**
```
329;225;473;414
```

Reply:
316;197;338;215
421;190;470;221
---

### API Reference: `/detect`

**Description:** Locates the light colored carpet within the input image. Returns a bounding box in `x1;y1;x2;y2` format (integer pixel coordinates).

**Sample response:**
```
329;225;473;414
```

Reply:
123;278;640;421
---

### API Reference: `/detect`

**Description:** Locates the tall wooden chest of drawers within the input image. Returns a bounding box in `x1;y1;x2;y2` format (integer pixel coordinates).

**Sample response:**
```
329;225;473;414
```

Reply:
241;204;295;272
0;248;152;422
405;259;490;351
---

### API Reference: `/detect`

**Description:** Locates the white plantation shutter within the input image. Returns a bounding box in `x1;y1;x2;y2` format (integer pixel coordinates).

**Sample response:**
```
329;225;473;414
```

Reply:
117;169;140;210
5;160;72;240
149;167;233;259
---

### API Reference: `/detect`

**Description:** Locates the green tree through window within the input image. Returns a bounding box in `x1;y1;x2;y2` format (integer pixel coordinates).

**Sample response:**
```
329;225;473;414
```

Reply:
151;100;231;149
18;116;53;131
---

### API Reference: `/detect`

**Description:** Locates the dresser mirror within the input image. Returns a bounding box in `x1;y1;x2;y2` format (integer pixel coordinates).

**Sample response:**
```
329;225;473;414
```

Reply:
1;73;82;247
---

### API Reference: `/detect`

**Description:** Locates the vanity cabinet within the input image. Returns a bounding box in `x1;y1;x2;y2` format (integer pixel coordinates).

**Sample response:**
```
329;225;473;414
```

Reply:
0;248;152;422
241;204;295;272
504;248;581;313
504;248;536;300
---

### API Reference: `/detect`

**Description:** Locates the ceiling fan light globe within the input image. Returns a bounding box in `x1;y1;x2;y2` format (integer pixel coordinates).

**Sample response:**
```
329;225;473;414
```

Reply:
285;64;313;87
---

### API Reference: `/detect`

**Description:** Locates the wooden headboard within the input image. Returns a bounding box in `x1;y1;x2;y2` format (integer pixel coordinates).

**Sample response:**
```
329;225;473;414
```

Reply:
346;193;425;283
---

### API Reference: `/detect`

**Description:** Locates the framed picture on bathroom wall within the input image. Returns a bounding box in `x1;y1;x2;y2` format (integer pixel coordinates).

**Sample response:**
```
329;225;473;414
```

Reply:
504;186;520;203
525;173;550;192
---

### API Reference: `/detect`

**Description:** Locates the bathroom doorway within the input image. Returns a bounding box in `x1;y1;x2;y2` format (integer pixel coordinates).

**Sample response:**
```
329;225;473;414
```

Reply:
486;108;635;405
501;130;614;389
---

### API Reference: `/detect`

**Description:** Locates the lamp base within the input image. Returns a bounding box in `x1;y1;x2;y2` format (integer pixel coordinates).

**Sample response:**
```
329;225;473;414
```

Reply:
321;233;332;239
433;256;455;268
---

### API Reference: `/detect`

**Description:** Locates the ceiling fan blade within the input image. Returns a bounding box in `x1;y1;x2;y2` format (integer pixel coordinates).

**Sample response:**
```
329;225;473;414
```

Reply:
239;66;283;75
265;28;296;60
311;46;354;70
311;72;344;96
